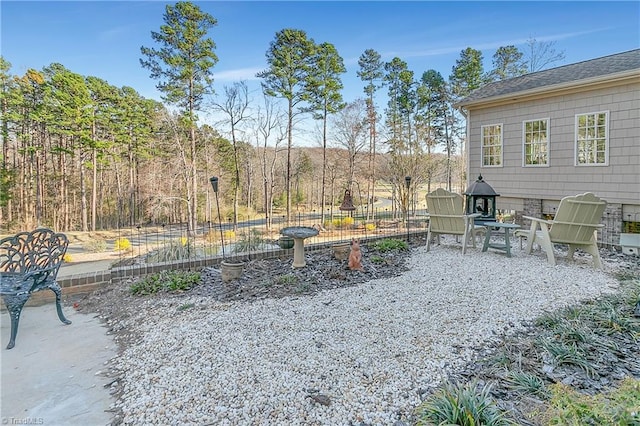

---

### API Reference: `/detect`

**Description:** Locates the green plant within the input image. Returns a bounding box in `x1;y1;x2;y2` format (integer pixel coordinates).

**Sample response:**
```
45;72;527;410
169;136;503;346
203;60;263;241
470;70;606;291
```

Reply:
540;339;597;377
370;255;384;264
233;228;265;253
544;378;640;425
146;238;195;263
535;310;565;328
295;281;312;293
505;371;549;398
276;274;298;285
370;238;408;253
590;301;639;335
114;237;131;251
415;380;512;426
177;303;195;311
130;270;201;295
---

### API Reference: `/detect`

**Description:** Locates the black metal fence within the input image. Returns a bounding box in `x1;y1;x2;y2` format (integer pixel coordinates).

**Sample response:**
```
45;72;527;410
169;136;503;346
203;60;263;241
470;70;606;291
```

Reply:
106;209;430;267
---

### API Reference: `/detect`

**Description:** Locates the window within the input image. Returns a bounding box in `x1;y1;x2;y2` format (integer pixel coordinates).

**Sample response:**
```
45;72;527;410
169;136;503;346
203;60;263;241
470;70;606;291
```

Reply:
481;124;502;167
523;119;549;166
576;111;608;165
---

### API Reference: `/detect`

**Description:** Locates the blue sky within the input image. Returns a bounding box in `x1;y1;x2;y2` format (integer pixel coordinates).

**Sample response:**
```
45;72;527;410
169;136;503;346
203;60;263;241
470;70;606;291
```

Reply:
2;1;639;110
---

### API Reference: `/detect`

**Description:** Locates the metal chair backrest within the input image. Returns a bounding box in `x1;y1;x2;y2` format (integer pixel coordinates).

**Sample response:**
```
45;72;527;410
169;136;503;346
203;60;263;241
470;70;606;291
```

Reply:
0;228;69;279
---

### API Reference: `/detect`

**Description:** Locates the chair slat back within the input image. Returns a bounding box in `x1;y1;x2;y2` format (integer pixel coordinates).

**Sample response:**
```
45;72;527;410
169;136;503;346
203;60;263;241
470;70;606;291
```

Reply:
549;193;606;244
426;188;466;235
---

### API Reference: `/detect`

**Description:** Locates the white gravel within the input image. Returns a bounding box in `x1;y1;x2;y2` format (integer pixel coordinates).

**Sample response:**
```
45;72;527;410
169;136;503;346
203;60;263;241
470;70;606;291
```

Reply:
112;241;624;425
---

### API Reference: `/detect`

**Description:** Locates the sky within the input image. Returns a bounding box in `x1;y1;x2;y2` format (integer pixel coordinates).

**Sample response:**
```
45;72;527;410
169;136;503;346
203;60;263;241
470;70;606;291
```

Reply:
1;1;639;140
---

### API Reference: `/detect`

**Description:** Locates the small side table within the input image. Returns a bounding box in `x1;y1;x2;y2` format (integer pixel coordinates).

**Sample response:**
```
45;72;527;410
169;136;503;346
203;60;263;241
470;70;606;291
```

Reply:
480;222;521;258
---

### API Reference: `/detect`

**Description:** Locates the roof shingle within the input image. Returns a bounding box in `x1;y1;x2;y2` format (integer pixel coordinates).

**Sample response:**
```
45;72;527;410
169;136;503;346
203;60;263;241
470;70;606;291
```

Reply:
457;49;640;106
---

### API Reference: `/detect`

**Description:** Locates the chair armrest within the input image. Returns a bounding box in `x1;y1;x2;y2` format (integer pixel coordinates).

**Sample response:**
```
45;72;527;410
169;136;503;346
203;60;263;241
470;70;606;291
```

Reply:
522;215;553;226
462;213;482;223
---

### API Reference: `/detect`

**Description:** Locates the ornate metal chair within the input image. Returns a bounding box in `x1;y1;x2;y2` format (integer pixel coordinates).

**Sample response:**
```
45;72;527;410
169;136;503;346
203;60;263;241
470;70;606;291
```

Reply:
0;228;71;349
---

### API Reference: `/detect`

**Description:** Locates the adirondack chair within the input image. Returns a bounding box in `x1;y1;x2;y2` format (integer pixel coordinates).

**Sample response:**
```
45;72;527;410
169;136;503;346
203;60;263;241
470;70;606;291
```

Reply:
426;188;484;254
517;192;607;268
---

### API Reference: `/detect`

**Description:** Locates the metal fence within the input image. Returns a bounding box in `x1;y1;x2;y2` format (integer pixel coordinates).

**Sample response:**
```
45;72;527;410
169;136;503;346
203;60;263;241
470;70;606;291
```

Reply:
107;209;430;267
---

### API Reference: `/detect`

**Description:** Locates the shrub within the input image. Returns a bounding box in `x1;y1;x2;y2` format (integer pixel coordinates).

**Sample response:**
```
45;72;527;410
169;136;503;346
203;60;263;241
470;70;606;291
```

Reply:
341;216;354;227
83;238;107;253
364;223;376;232
505;371;549;398
62;253;72;263
130;270;201;295
276;274;298;285
544;378;640;424
233;228;265;253
114;237;131;251
223;230;236;240
415;380;511;426
371;238;408;252
146;238;194;263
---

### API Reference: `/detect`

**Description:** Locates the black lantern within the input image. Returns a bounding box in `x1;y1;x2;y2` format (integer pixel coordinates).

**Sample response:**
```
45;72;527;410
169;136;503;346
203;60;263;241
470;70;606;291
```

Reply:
464;175;499;223
209;176;219;193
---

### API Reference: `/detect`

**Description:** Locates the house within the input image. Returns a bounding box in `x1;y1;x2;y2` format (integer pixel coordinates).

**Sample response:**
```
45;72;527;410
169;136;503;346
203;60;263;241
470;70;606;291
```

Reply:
455;49;640;247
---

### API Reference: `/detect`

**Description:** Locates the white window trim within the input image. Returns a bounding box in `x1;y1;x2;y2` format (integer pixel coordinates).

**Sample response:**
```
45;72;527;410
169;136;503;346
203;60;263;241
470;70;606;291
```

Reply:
574;110;609;167
522;118;550;168
480;123;503;168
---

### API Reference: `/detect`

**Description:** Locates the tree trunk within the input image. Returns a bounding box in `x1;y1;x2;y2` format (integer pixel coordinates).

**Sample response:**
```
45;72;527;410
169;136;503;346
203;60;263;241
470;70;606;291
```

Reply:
286;100;293;223
80;151;88;232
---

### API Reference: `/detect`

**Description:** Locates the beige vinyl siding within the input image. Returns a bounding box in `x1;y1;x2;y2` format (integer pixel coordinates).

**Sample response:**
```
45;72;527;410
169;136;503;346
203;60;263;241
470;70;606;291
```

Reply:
466;82;639;205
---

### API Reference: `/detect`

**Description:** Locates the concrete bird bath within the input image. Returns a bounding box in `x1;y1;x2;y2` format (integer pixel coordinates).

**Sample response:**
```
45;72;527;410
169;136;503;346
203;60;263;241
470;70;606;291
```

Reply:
280;226;319;268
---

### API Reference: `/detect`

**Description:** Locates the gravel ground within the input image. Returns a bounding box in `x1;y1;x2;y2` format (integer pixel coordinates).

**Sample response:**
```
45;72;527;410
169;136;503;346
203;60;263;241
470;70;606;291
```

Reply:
77;236;638;425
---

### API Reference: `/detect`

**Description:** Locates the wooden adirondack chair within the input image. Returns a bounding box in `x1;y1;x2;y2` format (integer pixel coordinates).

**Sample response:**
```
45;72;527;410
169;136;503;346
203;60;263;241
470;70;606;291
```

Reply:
518;192;607;268
426;188;484;254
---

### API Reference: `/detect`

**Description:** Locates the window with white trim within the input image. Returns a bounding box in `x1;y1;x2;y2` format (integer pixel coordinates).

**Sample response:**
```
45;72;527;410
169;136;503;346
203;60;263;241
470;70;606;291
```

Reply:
576;111;608;165
523;119;549;166
481;124;502;167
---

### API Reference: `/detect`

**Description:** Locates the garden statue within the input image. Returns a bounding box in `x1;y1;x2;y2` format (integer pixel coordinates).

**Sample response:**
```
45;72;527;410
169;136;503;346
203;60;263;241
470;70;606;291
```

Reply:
348;238;363;271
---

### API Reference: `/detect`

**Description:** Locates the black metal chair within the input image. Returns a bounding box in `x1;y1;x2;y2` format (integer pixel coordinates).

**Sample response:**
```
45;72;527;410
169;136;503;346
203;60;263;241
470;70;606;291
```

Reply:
0;228;71;349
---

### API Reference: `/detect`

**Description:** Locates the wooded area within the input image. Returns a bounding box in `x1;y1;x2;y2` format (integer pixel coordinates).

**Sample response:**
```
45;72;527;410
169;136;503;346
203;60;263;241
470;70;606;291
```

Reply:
0;2;563;234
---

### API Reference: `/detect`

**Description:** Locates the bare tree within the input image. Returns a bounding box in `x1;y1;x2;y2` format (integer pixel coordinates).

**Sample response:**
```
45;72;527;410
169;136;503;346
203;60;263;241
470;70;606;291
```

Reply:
330;99;368;193
253;94;286;231
525;37;566;72
211;81;250;230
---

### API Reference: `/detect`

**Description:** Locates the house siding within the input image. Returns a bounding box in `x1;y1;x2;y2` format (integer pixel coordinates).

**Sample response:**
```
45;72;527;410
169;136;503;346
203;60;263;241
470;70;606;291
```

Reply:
466;82;639;207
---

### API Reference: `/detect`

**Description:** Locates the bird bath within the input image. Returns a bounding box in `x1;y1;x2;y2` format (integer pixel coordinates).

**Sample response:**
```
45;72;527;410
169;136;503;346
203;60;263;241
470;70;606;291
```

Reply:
280;226;319;268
